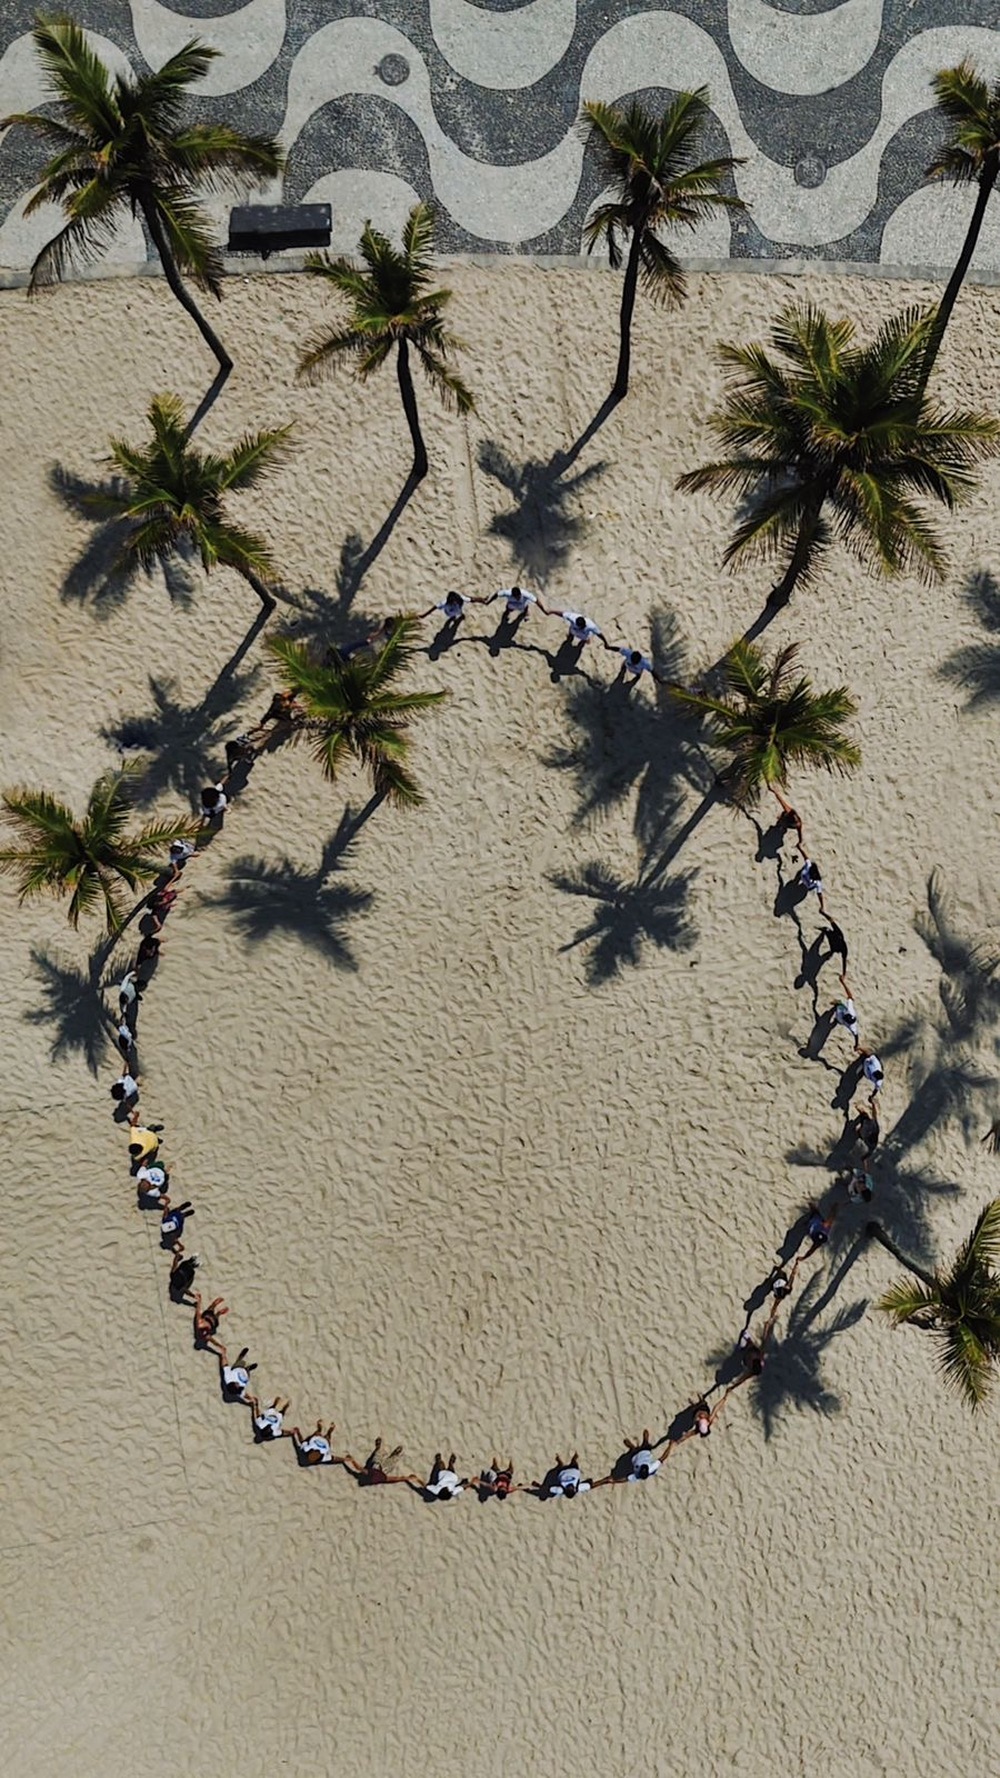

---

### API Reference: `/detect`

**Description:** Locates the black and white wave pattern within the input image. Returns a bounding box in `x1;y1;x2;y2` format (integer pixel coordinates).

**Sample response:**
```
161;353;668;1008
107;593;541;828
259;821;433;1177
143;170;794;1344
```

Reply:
2;1;1000;276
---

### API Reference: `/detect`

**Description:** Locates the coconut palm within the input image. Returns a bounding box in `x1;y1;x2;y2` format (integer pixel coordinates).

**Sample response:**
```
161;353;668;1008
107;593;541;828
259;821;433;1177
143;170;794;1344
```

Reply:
668;639;860;809
83;391;292;612
2;17;283;372
869;1201;1000;1409
919;62;1000;389
580;91;745;400
677;303;1000;609
298;202;473;482
0;766;196;933
265;620;445;807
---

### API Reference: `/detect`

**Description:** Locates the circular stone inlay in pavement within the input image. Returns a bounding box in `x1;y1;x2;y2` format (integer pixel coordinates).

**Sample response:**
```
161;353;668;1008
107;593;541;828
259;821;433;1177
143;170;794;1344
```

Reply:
377;53;410;87
794;154;827;189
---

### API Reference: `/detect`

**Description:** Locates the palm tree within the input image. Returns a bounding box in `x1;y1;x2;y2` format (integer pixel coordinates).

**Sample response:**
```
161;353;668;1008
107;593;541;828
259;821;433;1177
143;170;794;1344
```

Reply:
0;766;195;933
297;202;474;481
677;303;1000;609
265;620;445;806
919;62;1000;390
580;91;745;400
668;639;860;809
83;392;292;612
869;1201;1000;1409
2;17;283;372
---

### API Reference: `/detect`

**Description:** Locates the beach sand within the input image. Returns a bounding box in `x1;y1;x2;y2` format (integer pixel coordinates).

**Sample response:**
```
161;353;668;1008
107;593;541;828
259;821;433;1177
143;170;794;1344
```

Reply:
3;262;1000;1776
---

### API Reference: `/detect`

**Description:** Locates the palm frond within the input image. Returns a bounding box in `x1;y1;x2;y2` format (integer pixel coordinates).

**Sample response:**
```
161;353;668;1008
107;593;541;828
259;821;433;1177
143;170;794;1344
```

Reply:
638;229;685;304
413;343;475;413
168;121;284;187
29;17;121;140
950;1197;1000;1280
296;325;370;384
218;424;293;491
154;188;224;296
581;200;630;266
875;1276;940;1323
204;519;278;585
27;194;125;288
401;199;437;275
937;1318;996;1408
927;61;1000;182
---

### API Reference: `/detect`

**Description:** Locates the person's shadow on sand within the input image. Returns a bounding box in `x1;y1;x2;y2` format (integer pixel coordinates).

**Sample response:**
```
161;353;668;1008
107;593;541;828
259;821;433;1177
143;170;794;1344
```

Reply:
832;1054;867;1111
800;1004;838;1064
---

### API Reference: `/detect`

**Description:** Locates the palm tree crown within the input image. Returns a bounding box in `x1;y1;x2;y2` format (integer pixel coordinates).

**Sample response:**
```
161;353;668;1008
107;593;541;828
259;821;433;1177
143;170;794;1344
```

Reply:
298;203;473;480
871;1201;1000;1409
0;766;195;931
919;62;1000;387
581;91;745;398
84;392;292;610
266;620;446;807
669;639;860;807
678;302;1000;607
3;18;283;367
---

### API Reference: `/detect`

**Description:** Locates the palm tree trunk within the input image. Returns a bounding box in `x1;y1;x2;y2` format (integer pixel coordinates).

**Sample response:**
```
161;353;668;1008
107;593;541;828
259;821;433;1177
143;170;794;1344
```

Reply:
244;569;276;615
919;158;998;394
94;886;151;970
614;225;644;401
139;193;233;375
396;339;428;481
768;493;824;609
866;1221;937;1288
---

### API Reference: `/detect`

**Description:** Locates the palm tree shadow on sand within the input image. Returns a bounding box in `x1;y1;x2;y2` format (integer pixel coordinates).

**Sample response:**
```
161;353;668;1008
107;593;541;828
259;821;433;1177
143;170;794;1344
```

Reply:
549;854;698;985
23;943;120;1075
281;467;425;654
547;606;717;861
49;465;198;615
199;803;377;968
101;626;265;808
938;567;1000;709
708;1274;868;1441
476;436;607;581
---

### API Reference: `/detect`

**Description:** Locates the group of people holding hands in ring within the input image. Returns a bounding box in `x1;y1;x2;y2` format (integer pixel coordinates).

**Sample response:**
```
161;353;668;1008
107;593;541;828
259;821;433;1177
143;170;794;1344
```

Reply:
104;579;888;1505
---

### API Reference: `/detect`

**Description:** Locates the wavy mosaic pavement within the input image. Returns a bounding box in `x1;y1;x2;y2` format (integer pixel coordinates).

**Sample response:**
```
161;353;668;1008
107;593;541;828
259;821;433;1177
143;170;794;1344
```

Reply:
2;2;1000;278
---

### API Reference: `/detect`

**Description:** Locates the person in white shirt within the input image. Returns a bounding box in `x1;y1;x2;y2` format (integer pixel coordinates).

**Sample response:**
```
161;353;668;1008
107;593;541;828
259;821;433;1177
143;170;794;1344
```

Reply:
251;1396;291;1441
219;1346;257;1401
861;1050;884;1095
847;1168;874;1203
200;783;227;823
419;591;470;628
169;838;196;875
833;998;861;1047
560;610;602;648
291;1420;338;1466
544;1453;592;1498
618;645;654;684
624;1430;661;1481
117;970;142;1015
491;585;540;618
798;858;824;906
110;1071;139;1108
503;585;536;614
424;1452;466;1499
135;1162;168;1207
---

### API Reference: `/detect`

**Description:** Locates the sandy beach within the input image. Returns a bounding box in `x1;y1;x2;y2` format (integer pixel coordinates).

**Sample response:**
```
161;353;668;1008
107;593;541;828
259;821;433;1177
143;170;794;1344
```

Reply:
3;260;1000;1775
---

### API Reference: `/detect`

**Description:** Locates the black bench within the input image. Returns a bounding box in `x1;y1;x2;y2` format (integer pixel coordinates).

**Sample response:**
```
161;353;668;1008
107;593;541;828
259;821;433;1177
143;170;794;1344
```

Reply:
228;203;332;258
